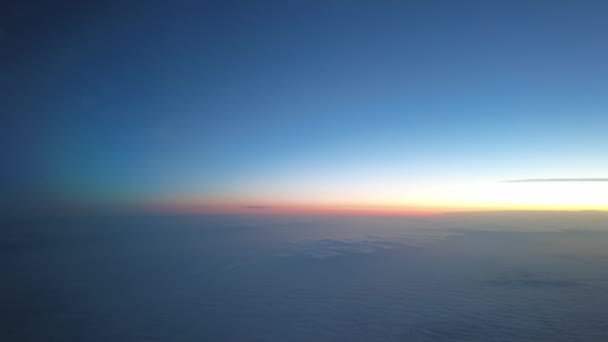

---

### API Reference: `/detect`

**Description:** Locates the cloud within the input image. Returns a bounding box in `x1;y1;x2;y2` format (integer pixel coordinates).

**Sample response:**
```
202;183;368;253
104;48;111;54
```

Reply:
278;238;402;258
504;178;608;183
487;272;583;288
402;320;493;341
488;278;581;288
242;205;270;209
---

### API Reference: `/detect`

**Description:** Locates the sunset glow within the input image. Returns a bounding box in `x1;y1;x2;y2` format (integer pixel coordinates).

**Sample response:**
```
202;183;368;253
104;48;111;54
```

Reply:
136;180;608;216
4;1;607;219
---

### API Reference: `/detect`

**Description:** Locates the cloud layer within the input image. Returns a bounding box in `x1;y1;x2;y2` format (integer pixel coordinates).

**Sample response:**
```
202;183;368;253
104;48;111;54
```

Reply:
278;238;403;258
505;178;608;183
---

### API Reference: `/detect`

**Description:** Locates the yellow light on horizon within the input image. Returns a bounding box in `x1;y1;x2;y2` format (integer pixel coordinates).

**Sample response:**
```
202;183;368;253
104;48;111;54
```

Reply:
402;180;608;211
142;179;608;215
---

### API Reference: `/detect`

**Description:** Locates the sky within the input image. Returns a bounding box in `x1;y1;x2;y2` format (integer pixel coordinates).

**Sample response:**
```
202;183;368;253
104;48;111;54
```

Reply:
2;0;608;217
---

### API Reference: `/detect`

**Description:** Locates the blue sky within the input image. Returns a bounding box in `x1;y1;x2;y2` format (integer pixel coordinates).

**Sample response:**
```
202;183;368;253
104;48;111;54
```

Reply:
3;1;608;216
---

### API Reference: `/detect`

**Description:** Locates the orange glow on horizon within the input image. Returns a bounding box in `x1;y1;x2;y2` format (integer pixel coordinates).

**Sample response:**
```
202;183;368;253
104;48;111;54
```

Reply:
138;199;607;216
141;201;440;216
132;180;608;216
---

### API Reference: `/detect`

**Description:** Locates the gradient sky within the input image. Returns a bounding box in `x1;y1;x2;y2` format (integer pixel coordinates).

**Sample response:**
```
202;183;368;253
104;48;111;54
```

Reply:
3;0;608;217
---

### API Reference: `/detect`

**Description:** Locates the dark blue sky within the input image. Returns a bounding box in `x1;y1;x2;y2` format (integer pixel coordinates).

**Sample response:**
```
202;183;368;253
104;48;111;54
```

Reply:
3;1;608;216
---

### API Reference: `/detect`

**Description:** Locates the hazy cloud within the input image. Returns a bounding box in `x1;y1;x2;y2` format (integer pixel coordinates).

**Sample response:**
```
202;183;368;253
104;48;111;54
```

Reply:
243;205;270;209
487;272;583;288
278;238;402;258
504;178;608;183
